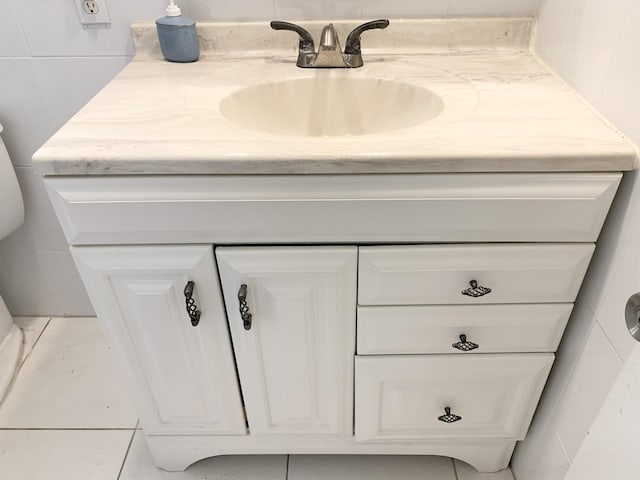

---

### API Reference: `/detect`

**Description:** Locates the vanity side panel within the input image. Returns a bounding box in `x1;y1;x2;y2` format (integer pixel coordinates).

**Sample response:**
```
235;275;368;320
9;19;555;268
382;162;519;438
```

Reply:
44;173;621;245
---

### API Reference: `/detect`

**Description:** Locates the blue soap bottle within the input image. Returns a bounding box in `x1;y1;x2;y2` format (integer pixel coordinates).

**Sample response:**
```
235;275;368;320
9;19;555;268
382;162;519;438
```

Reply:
156;0;199;63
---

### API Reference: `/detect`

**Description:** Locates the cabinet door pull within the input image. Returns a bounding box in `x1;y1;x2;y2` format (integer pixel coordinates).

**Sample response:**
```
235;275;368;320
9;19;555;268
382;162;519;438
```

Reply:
183;281;201;327
461;280;492;297
438;407;462;423
238;284;253;331
452;334;479;352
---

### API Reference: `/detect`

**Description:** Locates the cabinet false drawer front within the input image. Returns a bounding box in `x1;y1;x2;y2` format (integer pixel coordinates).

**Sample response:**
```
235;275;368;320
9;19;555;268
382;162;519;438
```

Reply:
357;304;572;355
71;245;247;436
217;246;357;437
358;244;594;305
355;354;554;442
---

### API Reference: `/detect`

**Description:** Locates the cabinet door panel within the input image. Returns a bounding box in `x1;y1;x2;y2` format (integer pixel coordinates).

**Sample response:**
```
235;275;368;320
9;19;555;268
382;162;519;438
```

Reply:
72;245;246;436
217;247;357;437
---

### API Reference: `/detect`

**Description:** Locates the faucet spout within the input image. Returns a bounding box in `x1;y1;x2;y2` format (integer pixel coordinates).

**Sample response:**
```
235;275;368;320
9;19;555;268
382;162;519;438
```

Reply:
319;23;339;50
314;23;347;68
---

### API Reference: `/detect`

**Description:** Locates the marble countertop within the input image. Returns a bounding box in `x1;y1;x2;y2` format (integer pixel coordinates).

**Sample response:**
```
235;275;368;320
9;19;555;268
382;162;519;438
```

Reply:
33;18;637;175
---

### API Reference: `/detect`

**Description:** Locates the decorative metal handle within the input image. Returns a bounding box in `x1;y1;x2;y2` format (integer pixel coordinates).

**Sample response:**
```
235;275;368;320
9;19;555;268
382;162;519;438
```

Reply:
183;281;201;327
238;284;253;331
461;280;492;298
438;407;462;423
452;334;479;352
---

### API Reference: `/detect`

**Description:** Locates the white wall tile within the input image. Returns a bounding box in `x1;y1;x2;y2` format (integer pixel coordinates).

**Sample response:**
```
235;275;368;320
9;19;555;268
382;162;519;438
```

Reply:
592;216;640;362
596;0;640;147
533;0;575;71
275;0;361;20
0;58;54;166
512;431;570;480
0;1;30;57
106;0;167;56
448;0;539;16
363;0;449;18
558;0;631;106
14;167;68;251
38;251;95;316
564;345;640;480
552;324;623;460
0;226;58;316
187;0;275;21
14;0;112;57
34;56;131;130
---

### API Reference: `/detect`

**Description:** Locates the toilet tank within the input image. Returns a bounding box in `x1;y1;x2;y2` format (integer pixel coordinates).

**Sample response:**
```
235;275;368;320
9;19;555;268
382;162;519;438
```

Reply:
0;124;25;239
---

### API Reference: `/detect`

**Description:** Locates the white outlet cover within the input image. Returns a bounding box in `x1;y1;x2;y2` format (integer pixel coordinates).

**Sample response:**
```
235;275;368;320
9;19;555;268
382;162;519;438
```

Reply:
75;0;111;27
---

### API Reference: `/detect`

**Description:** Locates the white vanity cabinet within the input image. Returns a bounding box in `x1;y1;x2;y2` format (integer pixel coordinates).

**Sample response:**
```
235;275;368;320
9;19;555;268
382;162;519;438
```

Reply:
44;172;624;473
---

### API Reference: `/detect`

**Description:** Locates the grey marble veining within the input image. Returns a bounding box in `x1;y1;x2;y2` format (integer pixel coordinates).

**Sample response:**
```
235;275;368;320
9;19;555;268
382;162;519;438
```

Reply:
33;19;637;176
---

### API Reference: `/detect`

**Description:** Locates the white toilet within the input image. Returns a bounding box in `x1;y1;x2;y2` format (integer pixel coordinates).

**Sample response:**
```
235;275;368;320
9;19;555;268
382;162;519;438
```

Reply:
0;123;25;403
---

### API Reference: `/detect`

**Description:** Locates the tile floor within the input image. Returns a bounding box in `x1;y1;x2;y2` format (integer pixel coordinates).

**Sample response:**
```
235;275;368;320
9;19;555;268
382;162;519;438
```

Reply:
0;317;515;480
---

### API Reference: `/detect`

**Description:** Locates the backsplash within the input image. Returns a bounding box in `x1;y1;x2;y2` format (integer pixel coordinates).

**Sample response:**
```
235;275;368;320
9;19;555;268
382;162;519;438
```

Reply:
182;0;540;21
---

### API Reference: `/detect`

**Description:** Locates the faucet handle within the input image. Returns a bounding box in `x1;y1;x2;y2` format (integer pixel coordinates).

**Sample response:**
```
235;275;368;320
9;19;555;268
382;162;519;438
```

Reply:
270;20;315;55
344;19;390;56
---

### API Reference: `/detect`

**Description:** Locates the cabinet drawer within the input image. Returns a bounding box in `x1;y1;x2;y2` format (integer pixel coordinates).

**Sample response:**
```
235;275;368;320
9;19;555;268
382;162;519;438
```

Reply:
357;304;572;354
358;244;594;305
355;354;553;442
44;173;620;245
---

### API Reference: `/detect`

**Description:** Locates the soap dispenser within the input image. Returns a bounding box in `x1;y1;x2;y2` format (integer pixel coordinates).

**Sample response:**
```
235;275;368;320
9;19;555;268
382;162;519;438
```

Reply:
156;0;199;63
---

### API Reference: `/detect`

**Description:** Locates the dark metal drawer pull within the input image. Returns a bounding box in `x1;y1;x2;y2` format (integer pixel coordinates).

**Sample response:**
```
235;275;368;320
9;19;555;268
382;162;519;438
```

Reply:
452;334;479;352
183;281;201;327
461;280;492;298
438;407;462;423
238;284;253;331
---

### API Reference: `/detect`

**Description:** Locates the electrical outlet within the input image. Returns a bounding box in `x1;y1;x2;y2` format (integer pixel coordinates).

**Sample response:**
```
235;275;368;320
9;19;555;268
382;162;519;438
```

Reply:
75;0;111;27
83;1;99;14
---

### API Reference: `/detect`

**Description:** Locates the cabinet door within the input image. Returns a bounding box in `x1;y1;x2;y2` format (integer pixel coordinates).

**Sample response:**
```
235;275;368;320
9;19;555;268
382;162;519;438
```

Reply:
217;247;357;437
72;245;247;436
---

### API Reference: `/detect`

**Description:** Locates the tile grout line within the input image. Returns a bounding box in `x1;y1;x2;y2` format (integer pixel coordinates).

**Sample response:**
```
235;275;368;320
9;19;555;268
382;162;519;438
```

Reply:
116;429;137;480
28;317;52;352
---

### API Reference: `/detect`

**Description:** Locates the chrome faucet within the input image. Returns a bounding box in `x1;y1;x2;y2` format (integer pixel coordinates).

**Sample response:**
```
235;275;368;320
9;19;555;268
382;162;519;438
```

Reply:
270;19;390;68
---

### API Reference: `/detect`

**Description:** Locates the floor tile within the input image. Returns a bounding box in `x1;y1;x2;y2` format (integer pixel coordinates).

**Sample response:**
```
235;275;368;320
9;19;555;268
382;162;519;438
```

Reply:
454;460;514;480
0;317;137;428
288;455;456;480
13;316;50;365
0;429;132;480
120;430;288;479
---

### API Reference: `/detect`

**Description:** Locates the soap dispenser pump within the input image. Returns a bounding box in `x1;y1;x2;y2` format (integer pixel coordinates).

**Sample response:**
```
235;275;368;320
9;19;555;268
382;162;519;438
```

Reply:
155;0;199;63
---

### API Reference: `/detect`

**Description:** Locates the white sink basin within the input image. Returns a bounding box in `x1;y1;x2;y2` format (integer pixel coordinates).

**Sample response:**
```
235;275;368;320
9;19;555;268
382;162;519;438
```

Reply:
219;77;444;137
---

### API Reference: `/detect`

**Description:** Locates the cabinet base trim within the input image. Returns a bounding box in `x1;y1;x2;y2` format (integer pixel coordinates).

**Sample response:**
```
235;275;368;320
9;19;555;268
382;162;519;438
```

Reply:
145;434;515;473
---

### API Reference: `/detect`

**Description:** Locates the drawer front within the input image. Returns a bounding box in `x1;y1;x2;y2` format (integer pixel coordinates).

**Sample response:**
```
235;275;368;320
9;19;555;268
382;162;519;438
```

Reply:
357;304;572;355
44;173;620;245
355;354;554;442
358;244;594;305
